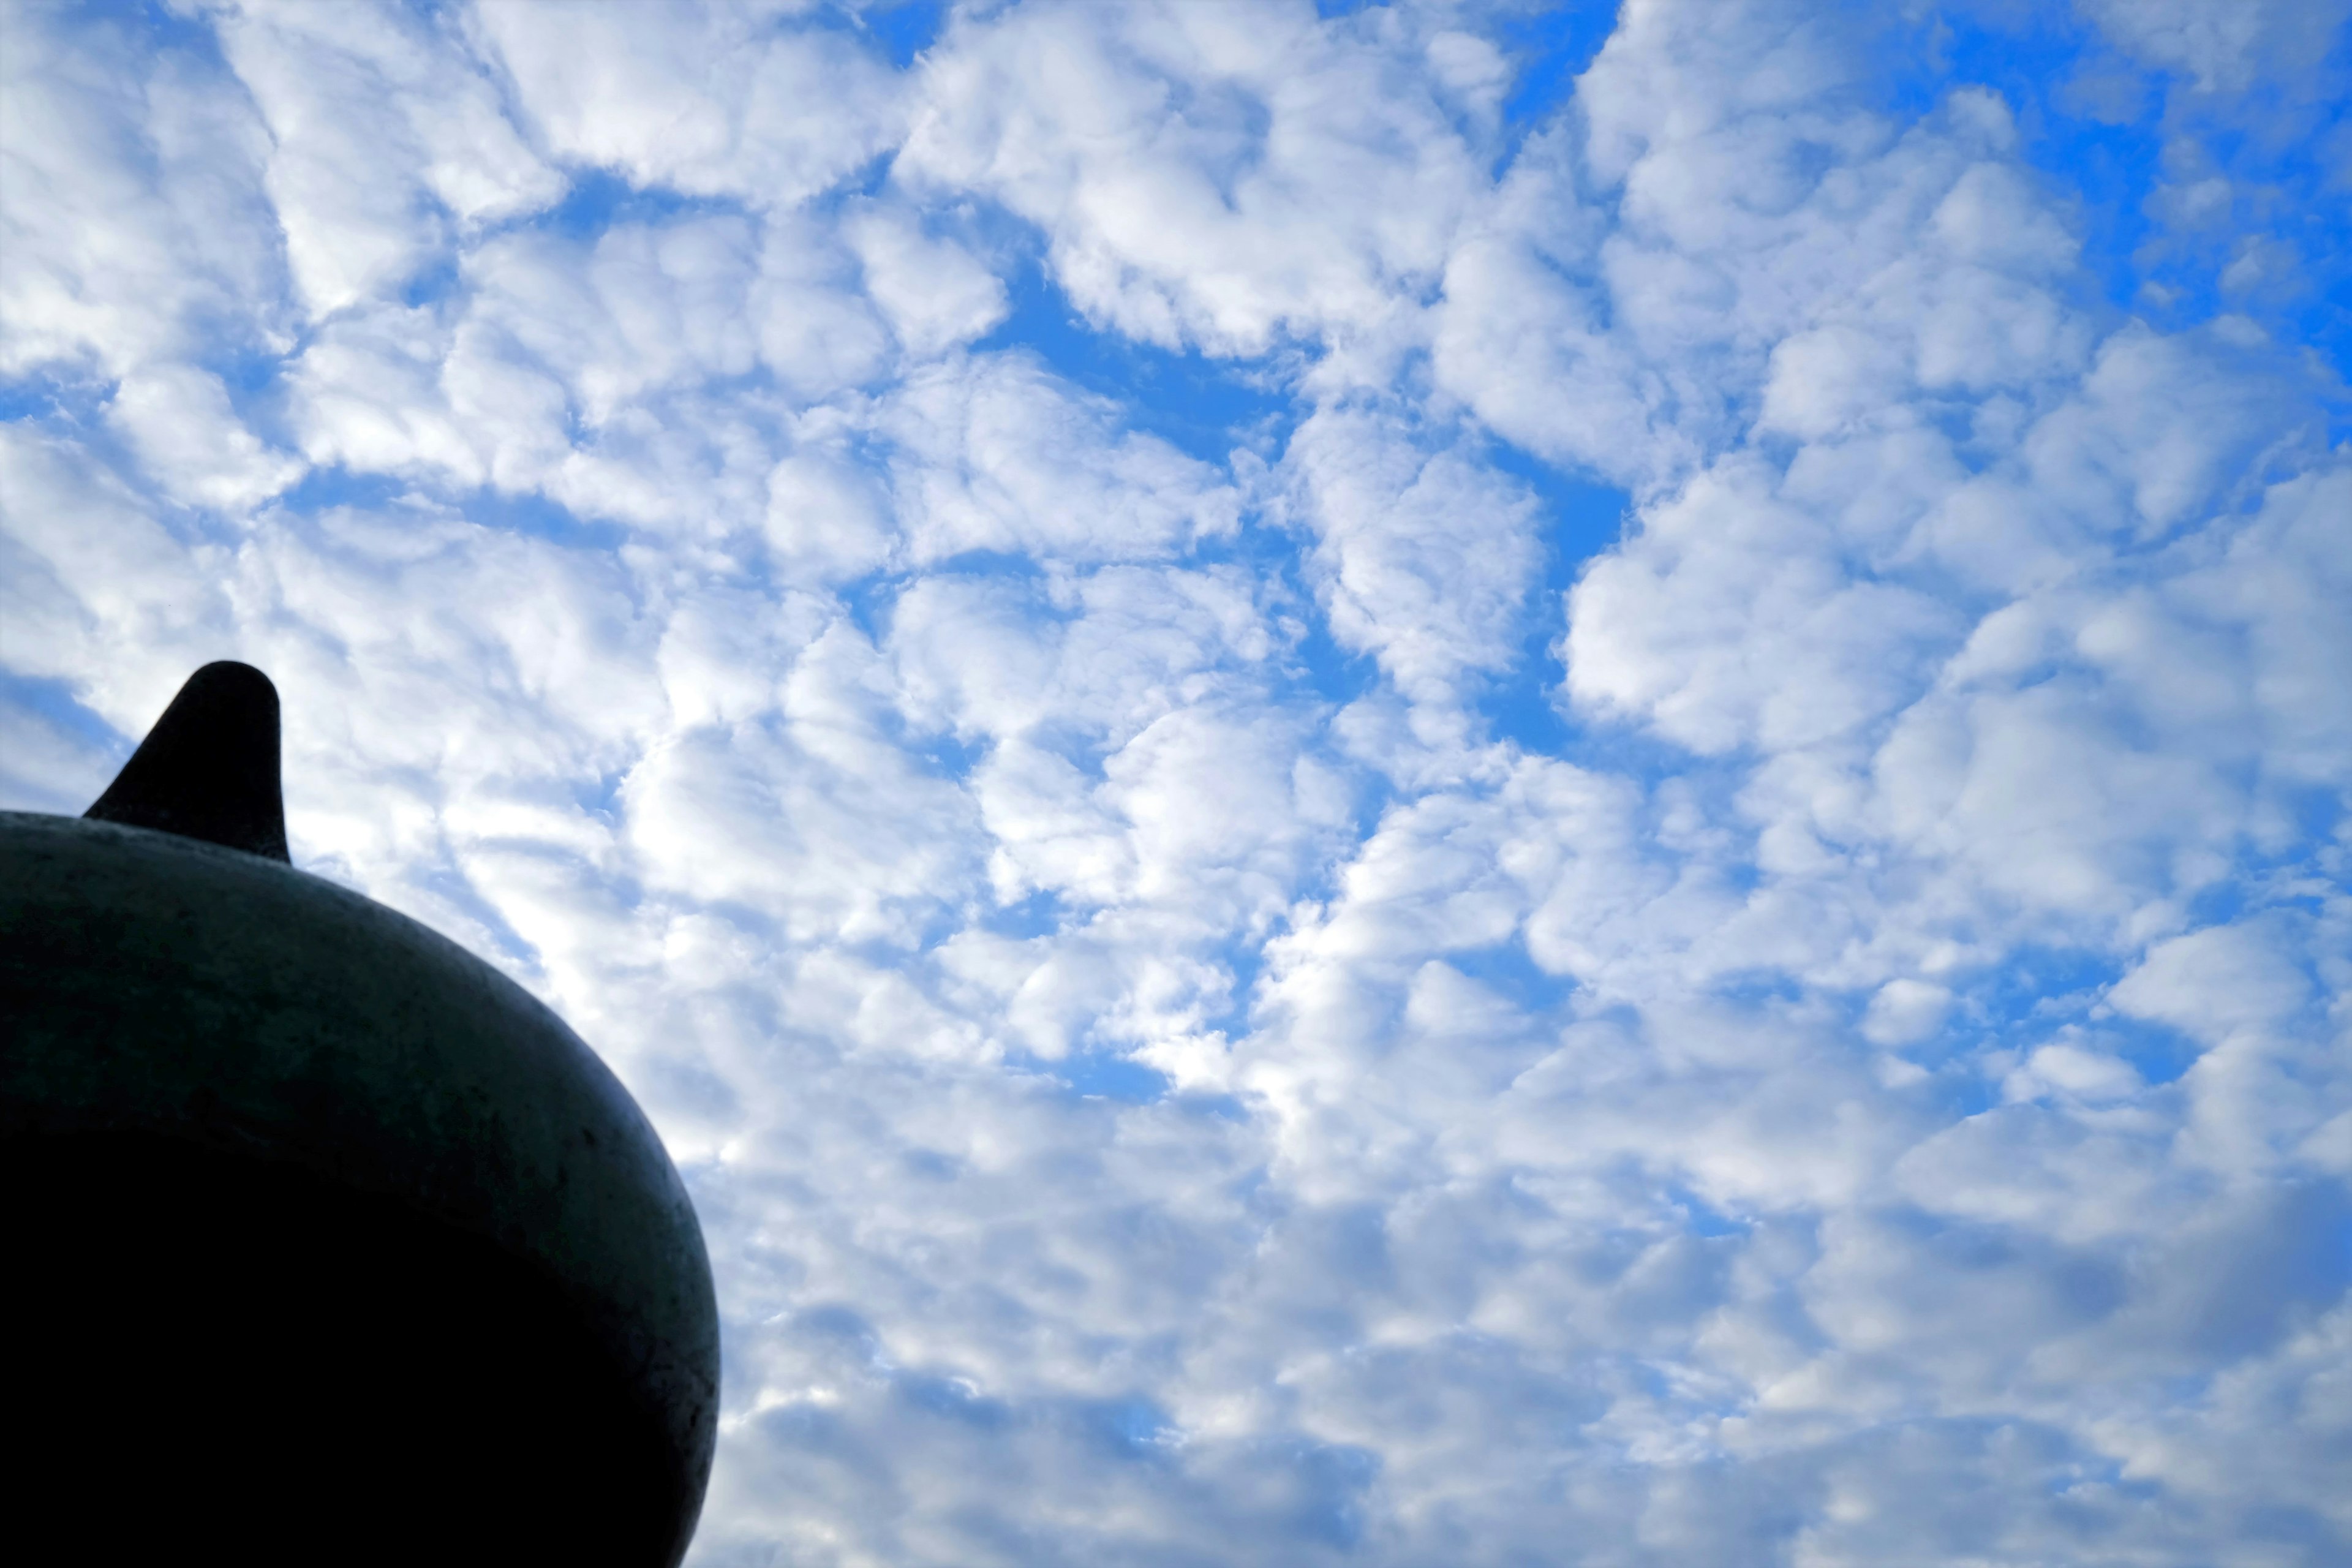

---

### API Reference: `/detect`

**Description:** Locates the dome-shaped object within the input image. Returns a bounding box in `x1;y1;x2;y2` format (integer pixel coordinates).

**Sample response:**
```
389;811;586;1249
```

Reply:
1;663;718;1566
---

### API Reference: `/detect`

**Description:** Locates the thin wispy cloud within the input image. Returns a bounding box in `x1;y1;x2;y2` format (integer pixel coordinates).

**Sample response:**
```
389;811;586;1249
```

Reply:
3;1;2346;1562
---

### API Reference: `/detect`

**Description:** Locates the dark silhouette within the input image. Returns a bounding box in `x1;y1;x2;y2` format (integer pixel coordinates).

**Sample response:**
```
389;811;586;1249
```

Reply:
82;660;290;860
2;664;719;1567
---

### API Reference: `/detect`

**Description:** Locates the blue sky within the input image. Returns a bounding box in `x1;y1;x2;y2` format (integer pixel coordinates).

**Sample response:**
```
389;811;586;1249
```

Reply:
4;1;2349;1562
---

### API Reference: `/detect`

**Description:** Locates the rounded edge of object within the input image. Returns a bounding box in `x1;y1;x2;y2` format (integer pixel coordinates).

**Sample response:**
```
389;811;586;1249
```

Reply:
82;660;292;862
0;809;719;1562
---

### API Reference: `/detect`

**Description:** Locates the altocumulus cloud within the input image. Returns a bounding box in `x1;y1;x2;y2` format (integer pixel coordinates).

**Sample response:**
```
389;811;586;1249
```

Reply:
4;0;2349;1562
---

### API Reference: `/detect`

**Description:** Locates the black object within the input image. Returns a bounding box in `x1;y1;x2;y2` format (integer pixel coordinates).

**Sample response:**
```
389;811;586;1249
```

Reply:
1;663;719;1566
81;658;290;860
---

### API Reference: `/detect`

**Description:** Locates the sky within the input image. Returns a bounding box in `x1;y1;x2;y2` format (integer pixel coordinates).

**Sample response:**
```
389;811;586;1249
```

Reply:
2;0;2348;1562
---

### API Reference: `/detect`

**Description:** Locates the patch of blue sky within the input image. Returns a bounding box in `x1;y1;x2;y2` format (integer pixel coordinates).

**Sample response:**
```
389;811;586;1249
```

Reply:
1256;1438;1380;1550
0;671;131;761
1186;503;1378;709
1444;931;1581;1019
66;0;221;62
1915;1058;2005;1121
1085;1396;1183;1460
2239;784;2352;883
1878;4;2352;392
1708;971;1814;1015
2044;1448;2166;1501
1880;987;2198;1110
2082;1012;2204;1090
1980;944;2129;1024
1664;1183;1751;1238
1899;943;2122;1063
273;466;642;555
1474;445;1629;758
1009;1047;1173;1106
899;722;989;786
853;0;949;70
1545;718;1757;823
1178;1088;1252;1123
1281;624;1382;733
1306;1;1620;170
209;339;297;399
1880;2;2162;266
0;371;111;427
549;767;628;832
274;466;408;518
973;888;1068;941
847;553;1049;648
971;262;1298;467
897;1370;1012;1428
456;484;637;551
398;252;464;311
415;860;553;972
535;167;736;245
1913;31;2166;303
1219;932;1273;1026
1890;942;2206;1092
1490;1;1626;155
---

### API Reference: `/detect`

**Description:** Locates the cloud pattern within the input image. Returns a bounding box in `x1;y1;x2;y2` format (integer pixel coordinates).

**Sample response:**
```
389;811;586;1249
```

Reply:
3;1;2347;1562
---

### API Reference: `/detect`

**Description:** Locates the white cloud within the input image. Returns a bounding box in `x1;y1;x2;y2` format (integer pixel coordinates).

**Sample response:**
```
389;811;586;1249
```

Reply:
843;200;1010;359
1863;978;1952;1047
898;0;1488;356
107;363;303;510
1286;405;1543;713
878;353;1243;565
763;436;897;582
0;423;233;703
212;0;559;317
2077;0;2352;94
471;0;906;206
2111;921;2315;1044
0;4;288;375
4;0;2346;1562
466;218;765;425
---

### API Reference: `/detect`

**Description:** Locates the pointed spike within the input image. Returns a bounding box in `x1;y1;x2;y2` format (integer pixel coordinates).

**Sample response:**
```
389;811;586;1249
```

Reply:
85;662;291;862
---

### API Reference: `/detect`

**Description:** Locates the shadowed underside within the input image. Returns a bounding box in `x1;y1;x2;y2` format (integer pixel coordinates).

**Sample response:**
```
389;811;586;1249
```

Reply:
2;665;717;1566
9;1133;681;1566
